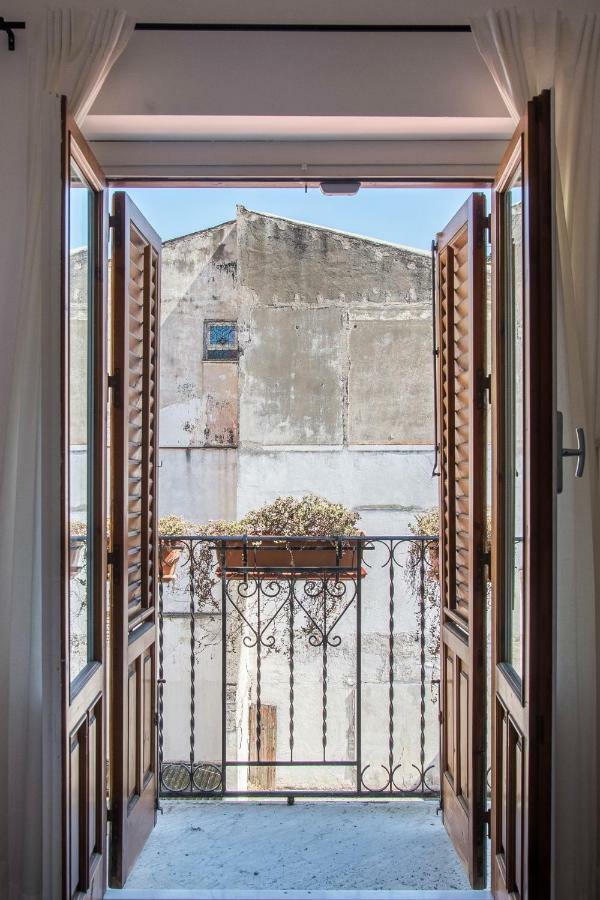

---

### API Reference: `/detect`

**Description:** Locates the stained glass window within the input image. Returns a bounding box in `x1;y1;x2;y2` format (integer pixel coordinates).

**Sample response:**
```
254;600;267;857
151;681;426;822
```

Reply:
204;320;238;360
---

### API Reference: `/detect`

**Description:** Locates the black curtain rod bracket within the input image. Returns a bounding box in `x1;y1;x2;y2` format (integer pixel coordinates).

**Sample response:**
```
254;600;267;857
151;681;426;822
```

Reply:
0;18;25;51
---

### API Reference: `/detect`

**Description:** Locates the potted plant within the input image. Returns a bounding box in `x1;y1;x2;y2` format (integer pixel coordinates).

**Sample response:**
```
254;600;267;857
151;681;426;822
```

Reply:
212;495;363;578
158;515;191;582
407;507;492;586
408;508;440;582
69;519;87;578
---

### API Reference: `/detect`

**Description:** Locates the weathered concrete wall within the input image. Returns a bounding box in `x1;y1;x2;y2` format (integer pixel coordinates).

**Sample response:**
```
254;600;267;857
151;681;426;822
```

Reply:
158;448;237;523
236;206;433;450
237;446;437;534
239;305;346;446
237;207;431;306
348;317;433;444
160;221;239;449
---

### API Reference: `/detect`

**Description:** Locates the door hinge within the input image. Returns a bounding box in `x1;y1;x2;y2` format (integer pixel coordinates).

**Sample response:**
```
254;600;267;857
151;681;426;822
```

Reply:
484;212;492;242
108;370;122;409
107;547;121;583
484;807;492;839
109;213;122;247
480;548;491;578
106;808;112;823
477;370;492;408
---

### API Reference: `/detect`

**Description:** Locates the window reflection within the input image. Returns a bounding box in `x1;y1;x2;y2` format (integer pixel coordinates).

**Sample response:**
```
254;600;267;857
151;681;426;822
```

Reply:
69;160;94;683
504;166;525;679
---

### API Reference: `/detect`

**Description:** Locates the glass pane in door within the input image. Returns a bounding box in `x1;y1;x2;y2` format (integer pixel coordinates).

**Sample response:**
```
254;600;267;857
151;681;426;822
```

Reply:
69;160;95;683
503;163;525;679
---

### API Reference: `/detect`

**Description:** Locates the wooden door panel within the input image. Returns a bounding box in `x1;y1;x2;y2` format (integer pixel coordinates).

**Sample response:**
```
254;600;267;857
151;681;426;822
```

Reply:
491;90;553;899
436;192;487;889
494;700;525;899
110;192;162;887
69;729;82;896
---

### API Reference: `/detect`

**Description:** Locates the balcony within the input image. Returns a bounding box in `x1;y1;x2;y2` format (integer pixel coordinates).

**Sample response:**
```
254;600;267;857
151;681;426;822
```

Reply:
118;532;475;892
156;533;441;799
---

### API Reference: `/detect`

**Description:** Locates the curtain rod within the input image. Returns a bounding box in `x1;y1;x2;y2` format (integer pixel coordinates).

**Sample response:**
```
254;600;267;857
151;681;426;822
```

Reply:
134;23;472;33
0;20;471;51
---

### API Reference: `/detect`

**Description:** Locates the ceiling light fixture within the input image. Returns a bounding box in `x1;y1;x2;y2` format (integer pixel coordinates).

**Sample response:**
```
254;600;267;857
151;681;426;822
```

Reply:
319;181;361;196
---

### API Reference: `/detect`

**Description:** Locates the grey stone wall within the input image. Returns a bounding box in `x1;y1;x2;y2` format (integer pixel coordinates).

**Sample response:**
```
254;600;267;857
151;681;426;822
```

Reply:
158;205;436;525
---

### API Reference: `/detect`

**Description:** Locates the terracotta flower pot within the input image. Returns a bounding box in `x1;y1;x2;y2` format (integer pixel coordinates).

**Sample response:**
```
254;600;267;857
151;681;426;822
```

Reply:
160;541;184;582
219;538;365;580
427;542;440;582
69;540;86;578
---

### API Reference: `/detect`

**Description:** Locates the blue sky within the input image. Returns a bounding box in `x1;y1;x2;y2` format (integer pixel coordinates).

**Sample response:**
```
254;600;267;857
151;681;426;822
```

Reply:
107;186;489;253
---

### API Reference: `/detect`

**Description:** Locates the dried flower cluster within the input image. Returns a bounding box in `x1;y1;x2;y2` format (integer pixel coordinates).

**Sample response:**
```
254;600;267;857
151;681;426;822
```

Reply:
158;514;192;537
159;495;360;538
238;494;360;537
407;508;440;539
70;519;87;536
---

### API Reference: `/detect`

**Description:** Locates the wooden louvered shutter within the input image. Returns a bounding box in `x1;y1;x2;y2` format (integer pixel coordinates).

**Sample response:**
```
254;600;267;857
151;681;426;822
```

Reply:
436;193;488;888
109;192;161;887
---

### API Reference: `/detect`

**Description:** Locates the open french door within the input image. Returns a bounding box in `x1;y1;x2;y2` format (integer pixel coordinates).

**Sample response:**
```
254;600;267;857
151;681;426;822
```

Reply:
435;89;553;897
435;192;488;888
62;106;162;894
109;192;162;886
490;91;553;899
62;107;109;900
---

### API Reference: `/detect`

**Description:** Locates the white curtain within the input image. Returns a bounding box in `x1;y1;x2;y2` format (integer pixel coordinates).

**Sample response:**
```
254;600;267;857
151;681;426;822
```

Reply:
470;9;600;899
0;9;132;899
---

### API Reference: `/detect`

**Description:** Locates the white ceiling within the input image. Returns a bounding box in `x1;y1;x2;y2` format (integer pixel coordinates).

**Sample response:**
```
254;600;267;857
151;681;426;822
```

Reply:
15;0;600;23
85;115;514;142
88;30;512;143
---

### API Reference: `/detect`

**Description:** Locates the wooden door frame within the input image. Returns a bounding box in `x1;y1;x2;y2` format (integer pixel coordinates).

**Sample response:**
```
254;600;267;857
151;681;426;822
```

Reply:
61;99;109;899
54;147;556;896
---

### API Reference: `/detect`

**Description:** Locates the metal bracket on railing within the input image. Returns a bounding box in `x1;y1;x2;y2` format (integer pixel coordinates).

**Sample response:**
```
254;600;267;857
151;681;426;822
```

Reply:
557;410;585;494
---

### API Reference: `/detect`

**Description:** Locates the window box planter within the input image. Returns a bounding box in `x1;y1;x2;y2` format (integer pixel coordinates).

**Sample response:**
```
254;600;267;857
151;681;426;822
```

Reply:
159;540;185;582
218;538;365;580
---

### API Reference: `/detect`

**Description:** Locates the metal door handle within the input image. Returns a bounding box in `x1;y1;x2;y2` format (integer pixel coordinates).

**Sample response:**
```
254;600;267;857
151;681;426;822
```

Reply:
557;411;585;493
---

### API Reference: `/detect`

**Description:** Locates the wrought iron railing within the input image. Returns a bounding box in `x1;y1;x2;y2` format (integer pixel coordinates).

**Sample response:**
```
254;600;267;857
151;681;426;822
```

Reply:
157;534;440;799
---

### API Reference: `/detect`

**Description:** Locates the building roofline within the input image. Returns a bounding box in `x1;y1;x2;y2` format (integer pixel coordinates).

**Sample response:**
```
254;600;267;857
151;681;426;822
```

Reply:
162;217;236;246
237;205;431;256
161;207;430;257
